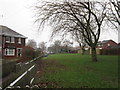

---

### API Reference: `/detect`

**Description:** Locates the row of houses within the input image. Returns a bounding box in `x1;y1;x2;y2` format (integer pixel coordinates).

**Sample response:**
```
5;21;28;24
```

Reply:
95;40;119;54
74;40;119;55
0;25;119;60
97;40;118;49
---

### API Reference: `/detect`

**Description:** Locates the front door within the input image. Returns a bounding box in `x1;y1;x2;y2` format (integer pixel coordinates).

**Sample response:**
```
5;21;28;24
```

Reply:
17;48;22;57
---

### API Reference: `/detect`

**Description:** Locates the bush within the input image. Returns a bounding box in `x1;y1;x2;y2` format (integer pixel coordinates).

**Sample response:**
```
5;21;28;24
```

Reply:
34;50;41;57
2;60;16;78
22;46;35;60
16;46;42;63
100;48;119;55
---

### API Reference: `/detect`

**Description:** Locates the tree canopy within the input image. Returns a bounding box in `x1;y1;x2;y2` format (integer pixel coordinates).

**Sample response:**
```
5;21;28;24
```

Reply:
35;0;117;62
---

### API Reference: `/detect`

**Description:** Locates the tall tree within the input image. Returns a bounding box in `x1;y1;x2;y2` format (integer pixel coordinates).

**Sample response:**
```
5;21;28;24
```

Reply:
47;46;55;53
54;40;62;53
107;0;120;28
35;0;107;62
62;40;73;53
27;39;37;49
71;30;86;54
38;42;46;53
111;0;120;25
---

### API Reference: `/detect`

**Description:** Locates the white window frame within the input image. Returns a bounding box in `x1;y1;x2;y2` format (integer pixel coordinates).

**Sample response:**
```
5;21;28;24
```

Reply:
4;48;15;56
18;38;21;44
108;44;110;46
5;37;10;43
11;37;15;43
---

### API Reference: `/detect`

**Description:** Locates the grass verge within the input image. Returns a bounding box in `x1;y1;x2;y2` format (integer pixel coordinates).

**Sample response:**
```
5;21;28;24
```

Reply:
34;54;118;88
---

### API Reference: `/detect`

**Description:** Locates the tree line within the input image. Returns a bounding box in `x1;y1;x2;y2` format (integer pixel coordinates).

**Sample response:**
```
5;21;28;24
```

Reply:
26;39;74;54
34;0;119;62
47;40;73;54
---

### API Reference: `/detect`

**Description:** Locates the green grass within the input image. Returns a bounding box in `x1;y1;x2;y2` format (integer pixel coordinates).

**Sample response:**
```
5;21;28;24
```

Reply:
34;53;118;88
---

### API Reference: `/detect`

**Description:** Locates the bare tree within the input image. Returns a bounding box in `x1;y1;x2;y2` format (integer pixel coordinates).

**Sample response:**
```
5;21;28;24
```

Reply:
111;0;120;25
47;40;72;53
27;39;37;49
47;40;61;53
54;40;62;53
107;0;120;28
38;42;46;53
62;40;73;53
71;30;86;55
35;1;107;62
47;46;55;53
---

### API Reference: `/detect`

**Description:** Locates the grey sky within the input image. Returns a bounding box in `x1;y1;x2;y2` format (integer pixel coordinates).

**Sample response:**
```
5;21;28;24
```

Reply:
0;0;51;45
0;0;119;47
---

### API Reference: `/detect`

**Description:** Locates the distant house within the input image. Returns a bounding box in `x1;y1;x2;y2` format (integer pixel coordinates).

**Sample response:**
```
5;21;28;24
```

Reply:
0;25;27;60
96;40;117;54
109;43;120;49
71;46;90;54
70;47;80;53
97;40;117;49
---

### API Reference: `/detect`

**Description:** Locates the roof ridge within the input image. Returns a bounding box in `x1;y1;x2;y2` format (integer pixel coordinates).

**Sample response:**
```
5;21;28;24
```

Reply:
0;25;27;38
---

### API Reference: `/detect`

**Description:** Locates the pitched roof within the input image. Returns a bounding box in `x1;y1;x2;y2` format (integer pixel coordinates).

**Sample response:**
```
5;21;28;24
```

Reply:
0;25;27;38
98;40;109;44
97;40;117;45
110;45;120;49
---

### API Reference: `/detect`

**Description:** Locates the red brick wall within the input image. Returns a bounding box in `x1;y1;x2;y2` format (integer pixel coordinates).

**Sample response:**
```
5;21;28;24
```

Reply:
2;35;26;59
102;40;117;49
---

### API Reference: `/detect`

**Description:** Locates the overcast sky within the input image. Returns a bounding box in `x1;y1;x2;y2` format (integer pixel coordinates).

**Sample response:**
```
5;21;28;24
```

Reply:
0;0;119;47
0;0;52;46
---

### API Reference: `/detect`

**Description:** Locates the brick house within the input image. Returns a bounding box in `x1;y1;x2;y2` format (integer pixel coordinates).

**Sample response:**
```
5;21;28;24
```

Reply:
97;40;117;49
0;25;27;60
96;40;117;54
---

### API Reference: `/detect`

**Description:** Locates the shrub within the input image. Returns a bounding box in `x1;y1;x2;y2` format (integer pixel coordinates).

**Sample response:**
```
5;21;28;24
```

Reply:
22;46;35;60
17;46;42;63
2;60;16;78
100;48;119;55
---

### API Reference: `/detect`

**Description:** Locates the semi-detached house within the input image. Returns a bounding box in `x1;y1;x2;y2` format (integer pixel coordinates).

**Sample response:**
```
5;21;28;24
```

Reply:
0;25;27;60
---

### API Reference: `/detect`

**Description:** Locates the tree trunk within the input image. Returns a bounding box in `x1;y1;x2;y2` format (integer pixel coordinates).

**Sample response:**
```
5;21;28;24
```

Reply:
91;47;97;62
81;46;85;55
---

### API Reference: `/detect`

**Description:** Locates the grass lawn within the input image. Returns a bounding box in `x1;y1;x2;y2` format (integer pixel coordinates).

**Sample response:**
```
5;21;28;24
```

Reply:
34;54;118;88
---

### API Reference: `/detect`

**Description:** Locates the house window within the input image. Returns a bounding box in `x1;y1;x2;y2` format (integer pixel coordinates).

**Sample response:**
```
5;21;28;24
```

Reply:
4;49;15;56
17;48;22;57
11;37;15;43
5;37;10;43
108;44;110;46
98;44;101;47
18;38;21;44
